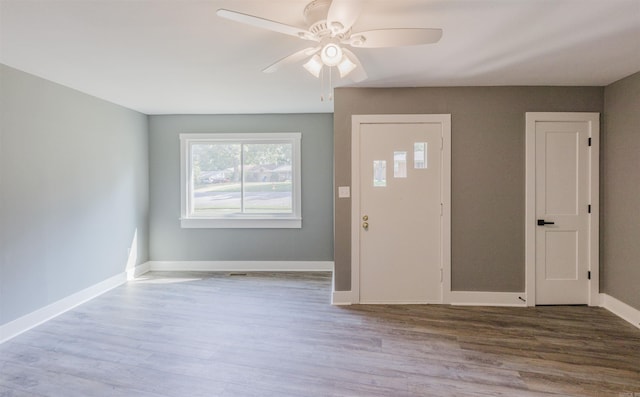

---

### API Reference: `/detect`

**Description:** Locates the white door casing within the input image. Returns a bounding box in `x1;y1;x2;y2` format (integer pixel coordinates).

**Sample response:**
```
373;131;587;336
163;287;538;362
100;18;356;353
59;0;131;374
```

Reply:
351;114;451;304
525;112;599;306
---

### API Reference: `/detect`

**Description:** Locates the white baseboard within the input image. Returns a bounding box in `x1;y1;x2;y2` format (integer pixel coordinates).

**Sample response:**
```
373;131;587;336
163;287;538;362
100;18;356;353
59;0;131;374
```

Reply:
148;260;334;272
448;291;527;307
127;261;151;280
600;293;640;330
0;271;128;344
331;290;355;305
331;270;352;305
330;290;527;306
360;300;444;304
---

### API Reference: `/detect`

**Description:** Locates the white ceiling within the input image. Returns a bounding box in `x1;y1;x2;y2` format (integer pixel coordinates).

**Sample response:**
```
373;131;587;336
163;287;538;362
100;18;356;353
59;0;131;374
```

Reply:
1;0;639;115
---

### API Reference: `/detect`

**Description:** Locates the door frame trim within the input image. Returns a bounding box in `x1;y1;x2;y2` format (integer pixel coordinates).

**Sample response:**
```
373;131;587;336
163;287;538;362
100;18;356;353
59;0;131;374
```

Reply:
525;112;600;306
351;114;451;304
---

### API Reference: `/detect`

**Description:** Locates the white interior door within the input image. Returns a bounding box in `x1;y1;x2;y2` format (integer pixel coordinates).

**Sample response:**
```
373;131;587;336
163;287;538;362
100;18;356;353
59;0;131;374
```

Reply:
526;113;599;306
354;116;449;303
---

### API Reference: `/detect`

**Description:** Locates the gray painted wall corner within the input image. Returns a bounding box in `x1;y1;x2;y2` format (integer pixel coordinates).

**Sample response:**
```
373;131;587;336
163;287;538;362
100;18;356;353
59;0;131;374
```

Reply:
602;70;640;310
0;64;149;325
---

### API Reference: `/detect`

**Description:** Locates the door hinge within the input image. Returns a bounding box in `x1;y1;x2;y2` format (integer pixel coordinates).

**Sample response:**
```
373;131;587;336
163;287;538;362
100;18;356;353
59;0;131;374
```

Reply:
440;203;443;216
588;271;591;280
588;137;592;146
588;204;591;213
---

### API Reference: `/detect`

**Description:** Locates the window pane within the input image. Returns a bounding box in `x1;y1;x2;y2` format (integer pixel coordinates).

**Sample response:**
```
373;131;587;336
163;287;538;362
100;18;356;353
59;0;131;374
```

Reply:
394;151;407;178
181;132;301;228
191;143;241;215
414;142;427;169
243;143;293;213
373;160;386;187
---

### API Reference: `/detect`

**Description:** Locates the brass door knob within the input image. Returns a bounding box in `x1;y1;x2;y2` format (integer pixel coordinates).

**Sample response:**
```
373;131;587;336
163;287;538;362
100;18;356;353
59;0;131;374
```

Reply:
362;215;368;221
362;222;369;230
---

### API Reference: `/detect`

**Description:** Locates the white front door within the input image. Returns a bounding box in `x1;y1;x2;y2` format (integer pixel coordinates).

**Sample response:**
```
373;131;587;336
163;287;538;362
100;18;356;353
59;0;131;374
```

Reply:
352;115;450;304
526;113;599;306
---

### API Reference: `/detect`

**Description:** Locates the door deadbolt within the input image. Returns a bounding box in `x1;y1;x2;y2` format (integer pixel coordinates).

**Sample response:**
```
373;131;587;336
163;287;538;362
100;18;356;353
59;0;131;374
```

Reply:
362;215;368;221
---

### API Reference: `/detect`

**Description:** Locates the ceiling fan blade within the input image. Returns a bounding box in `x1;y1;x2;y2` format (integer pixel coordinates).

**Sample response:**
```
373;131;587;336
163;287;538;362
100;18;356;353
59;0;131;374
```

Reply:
348;28;443;48
262;47;321;73
327;0;364;35
216;9;316;40
342;48;368;82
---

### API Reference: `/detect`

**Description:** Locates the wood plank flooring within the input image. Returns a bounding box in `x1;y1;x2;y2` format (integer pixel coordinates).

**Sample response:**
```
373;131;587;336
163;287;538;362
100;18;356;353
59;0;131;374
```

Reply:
1;271;639;396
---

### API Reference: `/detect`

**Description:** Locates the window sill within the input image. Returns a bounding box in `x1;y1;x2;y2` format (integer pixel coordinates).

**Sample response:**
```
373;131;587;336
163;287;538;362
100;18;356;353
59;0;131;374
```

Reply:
180;217;302;229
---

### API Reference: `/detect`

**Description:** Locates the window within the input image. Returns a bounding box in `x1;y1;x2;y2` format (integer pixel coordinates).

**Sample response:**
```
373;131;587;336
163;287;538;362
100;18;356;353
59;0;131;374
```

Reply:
180;133;301;228
414;142;427;169
393;151;407;178
373;160;387;187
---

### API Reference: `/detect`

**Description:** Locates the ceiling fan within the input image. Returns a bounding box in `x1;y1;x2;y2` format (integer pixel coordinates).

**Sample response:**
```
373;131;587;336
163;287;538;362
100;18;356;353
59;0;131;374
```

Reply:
216;0;443;83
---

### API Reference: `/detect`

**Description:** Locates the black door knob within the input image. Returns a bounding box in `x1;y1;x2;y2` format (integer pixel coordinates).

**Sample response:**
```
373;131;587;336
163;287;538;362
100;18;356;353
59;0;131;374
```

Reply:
537;219;555;226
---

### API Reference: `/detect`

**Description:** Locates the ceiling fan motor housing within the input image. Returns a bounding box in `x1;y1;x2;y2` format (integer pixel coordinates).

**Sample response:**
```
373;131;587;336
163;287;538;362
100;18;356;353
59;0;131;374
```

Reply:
304;0;346;39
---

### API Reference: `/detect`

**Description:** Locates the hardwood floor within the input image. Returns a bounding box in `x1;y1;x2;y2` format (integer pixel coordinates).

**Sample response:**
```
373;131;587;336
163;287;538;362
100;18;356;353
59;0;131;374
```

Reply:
1;271;639;397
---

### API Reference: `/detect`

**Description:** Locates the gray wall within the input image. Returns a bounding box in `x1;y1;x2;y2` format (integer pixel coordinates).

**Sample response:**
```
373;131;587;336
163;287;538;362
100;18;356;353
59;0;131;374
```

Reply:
148;114;333;261
603;71;640;310
333;86;603;292
0;64;149;325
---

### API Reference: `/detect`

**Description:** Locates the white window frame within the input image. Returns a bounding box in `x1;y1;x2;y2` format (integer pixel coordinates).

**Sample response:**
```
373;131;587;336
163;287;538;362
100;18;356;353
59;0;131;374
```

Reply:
179;132;302;229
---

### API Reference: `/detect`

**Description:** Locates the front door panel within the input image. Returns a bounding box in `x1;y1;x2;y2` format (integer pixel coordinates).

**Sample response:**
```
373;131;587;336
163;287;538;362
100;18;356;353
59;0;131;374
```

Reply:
359;122;442;303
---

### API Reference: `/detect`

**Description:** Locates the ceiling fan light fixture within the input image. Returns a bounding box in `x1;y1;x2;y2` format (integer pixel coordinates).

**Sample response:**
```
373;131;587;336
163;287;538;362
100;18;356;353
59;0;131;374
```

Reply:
321;43;343;67
303;54;323;77
337;56;357;78
218;1;445;91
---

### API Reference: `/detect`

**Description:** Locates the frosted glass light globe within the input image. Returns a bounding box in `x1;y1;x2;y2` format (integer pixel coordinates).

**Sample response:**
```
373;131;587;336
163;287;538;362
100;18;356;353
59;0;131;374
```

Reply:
321;43;343;67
